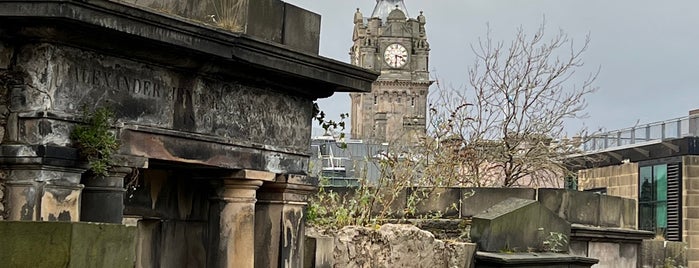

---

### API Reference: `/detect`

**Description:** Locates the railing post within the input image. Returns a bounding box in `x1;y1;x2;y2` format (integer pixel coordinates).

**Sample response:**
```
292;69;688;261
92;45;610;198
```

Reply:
645;125;651;141
630;127;636;144
617;132;622;146
661;123;666;139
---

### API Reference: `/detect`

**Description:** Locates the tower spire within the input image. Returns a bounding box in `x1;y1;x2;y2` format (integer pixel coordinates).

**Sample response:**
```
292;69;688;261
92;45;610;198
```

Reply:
371;0;409;20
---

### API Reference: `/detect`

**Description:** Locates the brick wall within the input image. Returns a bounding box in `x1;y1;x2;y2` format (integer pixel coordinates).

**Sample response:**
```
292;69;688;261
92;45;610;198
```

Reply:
682;155;699;268
578;163;638;200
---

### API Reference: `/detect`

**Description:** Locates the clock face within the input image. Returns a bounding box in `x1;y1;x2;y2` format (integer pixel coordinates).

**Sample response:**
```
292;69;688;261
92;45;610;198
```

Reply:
384;43;408;68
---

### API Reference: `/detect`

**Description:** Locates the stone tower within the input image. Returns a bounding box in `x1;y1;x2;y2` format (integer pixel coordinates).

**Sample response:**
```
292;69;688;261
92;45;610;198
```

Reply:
349;0;432;144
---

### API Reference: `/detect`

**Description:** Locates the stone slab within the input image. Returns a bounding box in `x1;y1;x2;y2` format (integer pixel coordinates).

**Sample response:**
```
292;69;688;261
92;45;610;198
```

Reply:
461;188;536;217
475;252;598;268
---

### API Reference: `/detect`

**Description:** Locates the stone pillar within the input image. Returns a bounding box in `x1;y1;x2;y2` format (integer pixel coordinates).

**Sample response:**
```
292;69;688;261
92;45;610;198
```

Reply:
207;170;275;268
2;160;86;221
255;174;317;268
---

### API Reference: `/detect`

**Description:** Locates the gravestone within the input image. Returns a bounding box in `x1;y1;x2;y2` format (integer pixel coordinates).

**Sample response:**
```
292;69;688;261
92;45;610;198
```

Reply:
470;198;571;253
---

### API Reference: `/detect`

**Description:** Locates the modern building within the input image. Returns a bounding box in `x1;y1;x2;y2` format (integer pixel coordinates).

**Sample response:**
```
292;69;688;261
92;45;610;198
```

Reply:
569;109;699;268
310;136;387;186
349;0;432;144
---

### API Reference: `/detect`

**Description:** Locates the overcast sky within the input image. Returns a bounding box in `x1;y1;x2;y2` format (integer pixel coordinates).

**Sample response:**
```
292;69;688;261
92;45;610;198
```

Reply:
285;0;699;135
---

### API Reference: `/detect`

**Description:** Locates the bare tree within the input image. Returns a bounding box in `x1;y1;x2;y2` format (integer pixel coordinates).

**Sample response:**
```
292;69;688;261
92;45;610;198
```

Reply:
429;22;598;187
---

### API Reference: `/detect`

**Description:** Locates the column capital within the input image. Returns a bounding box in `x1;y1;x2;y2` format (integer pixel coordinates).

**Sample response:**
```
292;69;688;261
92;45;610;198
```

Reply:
258;174;318;204
214;179;264;204
229;169;276;182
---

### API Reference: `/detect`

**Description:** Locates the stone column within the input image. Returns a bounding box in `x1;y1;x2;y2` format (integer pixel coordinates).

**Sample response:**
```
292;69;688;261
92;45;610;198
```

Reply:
207;170;275;268
254;174;317;268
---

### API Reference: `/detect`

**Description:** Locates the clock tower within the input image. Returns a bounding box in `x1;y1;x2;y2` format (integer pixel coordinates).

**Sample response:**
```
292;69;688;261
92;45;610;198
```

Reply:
349;0;432;144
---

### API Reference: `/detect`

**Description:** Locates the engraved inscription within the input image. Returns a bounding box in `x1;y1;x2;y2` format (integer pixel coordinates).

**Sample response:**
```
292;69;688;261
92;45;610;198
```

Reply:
195;79;312;149
68;65;168;99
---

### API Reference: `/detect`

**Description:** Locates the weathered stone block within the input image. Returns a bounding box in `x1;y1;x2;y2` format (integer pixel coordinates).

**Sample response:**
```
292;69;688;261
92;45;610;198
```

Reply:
588;242;621;268
332;224;474;267
117;0;321;53
446;242;476;268
374;187;408;218
2;161;85;222
461;187;536;217
599;195;622;227
470;198;571;253
0;42;12;69
642;240;665;267
621;198;637;229
665;241;688;267
304;233;334;268
538;189;601;226
158;221;207;267
283;3;321;54
570;240;588;257
0;221;136;268
410;187;461;218
246;0;285;43
322;186;408;218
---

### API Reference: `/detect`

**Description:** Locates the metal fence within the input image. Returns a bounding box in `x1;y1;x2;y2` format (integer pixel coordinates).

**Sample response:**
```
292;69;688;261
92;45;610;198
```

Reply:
582;114;699;152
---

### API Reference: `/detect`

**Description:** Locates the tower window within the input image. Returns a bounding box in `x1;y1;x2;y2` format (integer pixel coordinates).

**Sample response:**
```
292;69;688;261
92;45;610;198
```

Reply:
411;97;415;107
374;96;377;105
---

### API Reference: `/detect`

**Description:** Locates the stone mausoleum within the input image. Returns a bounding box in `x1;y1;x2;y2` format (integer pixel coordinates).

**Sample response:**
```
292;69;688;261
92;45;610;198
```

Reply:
0;0;377;267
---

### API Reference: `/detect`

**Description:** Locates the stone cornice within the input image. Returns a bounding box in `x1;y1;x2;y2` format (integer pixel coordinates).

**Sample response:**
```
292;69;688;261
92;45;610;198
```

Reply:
0;0;378;98
570;224;655;243
373;80;434;87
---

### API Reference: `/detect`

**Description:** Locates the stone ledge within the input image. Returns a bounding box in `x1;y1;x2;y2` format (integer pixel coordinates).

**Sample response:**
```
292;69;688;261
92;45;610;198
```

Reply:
475;252;598;266
570;224;654;243
0;0;378;98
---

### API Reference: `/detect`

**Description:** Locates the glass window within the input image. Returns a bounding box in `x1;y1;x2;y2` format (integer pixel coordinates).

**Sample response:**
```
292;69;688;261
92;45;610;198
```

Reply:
639;164;668;236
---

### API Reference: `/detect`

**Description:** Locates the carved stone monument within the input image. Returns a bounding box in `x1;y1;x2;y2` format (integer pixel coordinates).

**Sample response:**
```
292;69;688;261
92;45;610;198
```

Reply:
0;0;377;267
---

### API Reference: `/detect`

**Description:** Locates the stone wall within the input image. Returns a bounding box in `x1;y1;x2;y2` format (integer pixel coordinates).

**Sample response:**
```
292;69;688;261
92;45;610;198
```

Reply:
578;163;638;200
0;180;4;220
641;240;687;268
539;189;637;229
306;224;476;268
0;221;136;268
323;186;537;219
0;40;13;221
683;155;699;268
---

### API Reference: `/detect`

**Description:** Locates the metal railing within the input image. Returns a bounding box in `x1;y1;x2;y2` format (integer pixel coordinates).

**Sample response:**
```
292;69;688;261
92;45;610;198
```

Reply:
582;114;699;152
